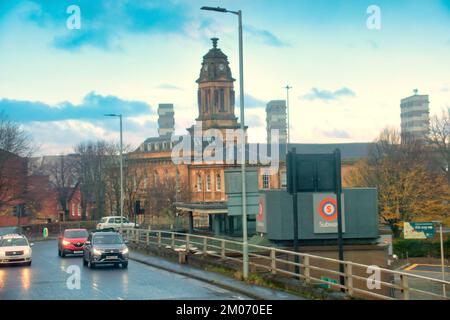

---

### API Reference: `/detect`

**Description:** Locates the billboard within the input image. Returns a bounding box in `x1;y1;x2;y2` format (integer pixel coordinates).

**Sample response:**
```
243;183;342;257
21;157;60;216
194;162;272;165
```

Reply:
403;222;435;239
313;193;345;234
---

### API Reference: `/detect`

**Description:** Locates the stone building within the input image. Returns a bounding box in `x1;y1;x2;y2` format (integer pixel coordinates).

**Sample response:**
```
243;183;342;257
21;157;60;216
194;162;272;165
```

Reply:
126;38;371;236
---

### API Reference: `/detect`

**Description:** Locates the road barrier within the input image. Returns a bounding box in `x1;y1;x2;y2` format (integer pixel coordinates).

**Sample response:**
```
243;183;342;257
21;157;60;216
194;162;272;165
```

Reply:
123;228;450;300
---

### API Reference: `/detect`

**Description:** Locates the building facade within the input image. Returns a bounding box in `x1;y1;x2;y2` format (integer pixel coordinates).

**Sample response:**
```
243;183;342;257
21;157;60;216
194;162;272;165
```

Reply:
400;90;430;140
158;103;175;137
266;100;287;145
125;38;371;236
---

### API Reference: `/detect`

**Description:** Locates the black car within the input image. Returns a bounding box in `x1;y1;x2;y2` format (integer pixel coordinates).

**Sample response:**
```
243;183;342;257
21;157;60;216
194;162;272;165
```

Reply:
82;230;129;269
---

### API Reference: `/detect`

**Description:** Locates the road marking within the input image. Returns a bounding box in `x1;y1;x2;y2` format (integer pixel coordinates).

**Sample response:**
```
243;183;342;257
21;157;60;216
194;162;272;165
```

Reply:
404;264;418;271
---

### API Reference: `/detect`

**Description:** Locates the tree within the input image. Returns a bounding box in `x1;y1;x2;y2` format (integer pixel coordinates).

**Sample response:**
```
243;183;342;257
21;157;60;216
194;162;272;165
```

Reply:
75;141;110;220
427;110;450;184
346;128;450;236
0;112;36;209
42;154;79;221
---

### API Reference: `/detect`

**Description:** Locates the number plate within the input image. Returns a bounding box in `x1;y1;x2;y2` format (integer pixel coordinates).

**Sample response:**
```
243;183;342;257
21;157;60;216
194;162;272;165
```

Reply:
106;256;118;260
74;251;83;254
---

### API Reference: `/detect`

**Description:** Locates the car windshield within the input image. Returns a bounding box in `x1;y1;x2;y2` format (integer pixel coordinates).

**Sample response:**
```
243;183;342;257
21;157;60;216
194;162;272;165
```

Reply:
100;217;108;223
0;238;28;247
93;234;123;245
64;230;88;239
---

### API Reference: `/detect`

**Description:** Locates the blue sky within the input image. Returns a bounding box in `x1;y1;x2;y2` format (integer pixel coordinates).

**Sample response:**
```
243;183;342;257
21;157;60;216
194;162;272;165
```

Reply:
0;0;449;155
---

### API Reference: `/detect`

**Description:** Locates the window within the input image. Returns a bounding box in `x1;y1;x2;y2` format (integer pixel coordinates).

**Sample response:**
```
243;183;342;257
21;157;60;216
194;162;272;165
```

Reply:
144;172;148;189
216;174;221;191
206;175;211;192
153;171;158;184
262;174;270;189
219;88;225;112
281;171;287;188
197;174;202;192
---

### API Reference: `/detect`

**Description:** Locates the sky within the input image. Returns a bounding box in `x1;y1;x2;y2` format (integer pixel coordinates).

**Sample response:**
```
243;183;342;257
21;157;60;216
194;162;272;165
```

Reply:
0;0;449;155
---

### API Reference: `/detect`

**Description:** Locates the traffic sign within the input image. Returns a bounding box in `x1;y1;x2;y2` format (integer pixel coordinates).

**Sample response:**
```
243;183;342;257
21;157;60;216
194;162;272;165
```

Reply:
404;222;435;239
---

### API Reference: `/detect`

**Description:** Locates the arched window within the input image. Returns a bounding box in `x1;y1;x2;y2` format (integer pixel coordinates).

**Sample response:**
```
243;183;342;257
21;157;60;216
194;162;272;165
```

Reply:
206;175;211;192
216;173;221;191
153;171;158;184
197;174;202;192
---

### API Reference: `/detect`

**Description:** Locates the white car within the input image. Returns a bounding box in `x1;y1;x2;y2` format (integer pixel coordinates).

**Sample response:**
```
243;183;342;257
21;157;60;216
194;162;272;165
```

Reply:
96;216;139;231
0;234;33;266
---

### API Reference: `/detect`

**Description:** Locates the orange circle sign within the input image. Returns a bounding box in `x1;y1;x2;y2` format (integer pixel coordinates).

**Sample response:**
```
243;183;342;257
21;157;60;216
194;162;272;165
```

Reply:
318;198;338;221
257;200;264;222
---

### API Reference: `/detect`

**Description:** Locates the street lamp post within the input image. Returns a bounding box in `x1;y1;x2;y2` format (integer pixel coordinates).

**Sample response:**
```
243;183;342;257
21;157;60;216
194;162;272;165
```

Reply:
201;6;249;279
105;114;124;231
433;220;447;297
284;85;292;155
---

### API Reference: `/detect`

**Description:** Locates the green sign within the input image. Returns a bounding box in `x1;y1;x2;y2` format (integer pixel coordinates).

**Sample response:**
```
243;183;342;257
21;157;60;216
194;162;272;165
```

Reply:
43;227;48;238
318;277;338;289
404;222;435;239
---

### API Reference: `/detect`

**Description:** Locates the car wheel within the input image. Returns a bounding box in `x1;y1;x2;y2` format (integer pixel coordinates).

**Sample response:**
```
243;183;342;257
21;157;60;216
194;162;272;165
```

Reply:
58;249;61;257
122;262;128;269
83;257;88;266
25;260;31;266
88;259;95;269
61;250;65;258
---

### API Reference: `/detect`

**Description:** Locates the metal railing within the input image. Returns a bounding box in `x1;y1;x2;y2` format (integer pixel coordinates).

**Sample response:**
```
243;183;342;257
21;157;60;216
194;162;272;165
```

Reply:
123;228;450;300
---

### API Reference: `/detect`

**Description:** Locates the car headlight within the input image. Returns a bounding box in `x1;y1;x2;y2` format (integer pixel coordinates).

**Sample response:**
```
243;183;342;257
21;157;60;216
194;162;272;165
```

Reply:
62;240;70;246
24;248;31;255
122;247;129;254
93;248;103;255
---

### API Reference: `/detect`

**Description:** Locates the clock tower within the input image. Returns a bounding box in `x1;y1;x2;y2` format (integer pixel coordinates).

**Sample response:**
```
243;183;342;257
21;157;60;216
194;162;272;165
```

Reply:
192;38;240;134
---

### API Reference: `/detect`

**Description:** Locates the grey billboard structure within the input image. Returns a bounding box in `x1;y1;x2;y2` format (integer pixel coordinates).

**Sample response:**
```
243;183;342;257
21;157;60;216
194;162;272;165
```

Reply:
256;188;378;241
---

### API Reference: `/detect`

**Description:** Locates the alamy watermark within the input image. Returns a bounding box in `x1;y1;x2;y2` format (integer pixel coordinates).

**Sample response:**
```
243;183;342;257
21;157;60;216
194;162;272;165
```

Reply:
170;122;280;175
65;265;81;290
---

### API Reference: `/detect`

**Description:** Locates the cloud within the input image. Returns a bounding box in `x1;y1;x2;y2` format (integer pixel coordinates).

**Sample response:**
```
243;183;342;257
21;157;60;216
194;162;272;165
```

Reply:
156;84;183;90
5;0;191;51
320;129;351;139
245;25;289;47
236;94;266;109
0;92;154;123
301;87;356;101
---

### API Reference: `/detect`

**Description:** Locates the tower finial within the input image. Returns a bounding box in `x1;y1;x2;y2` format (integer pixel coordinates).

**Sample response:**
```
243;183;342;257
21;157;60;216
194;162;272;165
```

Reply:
211;37;219;48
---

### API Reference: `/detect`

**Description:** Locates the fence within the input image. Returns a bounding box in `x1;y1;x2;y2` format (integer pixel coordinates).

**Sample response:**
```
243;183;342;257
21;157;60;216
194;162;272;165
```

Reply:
123;228;450;300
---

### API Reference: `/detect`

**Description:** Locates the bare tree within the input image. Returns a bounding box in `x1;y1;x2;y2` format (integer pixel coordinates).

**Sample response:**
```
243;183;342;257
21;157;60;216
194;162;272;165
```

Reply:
427;110;450;183
0;112;36;208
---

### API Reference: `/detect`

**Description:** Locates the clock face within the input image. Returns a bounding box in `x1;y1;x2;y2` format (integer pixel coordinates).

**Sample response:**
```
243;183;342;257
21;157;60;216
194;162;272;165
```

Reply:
218;64;225;71
203;64;208;72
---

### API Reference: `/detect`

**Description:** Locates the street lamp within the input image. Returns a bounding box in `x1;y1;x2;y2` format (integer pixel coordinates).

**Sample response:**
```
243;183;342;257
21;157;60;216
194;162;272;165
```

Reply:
432;220;447;297
105;113;124;231
201;6;249;279
284;85;292;155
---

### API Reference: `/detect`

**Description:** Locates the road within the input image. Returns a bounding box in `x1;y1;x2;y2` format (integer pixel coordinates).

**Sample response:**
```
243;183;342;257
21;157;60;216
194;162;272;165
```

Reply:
0;240;249;300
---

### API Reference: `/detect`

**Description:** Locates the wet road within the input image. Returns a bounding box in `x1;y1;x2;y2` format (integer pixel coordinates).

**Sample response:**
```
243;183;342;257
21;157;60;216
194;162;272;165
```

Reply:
0;240;249;300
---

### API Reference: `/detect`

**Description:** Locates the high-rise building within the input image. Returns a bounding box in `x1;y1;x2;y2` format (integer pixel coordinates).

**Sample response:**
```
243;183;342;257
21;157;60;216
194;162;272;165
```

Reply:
400;90;430;140
158;103;175;137
266;100;287;145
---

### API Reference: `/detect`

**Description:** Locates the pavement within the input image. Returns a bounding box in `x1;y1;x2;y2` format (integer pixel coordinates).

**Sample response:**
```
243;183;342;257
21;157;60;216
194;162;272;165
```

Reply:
129;250;305;300
397;263;450;299
0;240;252;300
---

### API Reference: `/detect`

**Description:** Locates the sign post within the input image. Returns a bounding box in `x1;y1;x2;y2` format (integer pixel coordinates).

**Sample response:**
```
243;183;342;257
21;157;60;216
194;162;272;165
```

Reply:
334;149;345;288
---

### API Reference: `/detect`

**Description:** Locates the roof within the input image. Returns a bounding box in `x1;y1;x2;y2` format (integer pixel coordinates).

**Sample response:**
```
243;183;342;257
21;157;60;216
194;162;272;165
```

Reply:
0;233;25;239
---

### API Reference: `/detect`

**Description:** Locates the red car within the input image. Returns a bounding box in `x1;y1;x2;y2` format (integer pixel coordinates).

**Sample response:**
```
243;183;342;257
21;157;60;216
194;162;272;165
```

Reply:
58;229;89;257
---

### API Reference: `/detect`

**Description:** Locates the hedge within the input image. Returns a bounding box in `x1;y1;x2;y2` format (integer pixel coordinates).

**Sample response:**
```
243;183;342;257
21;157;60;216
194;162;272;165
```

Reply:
393;238;450;258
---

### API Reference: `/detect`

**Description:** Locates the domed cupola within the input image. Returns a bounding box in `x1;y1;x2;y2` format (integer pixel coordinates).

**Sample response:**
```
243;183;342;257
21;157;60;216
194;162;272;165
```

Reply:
197;38;235;83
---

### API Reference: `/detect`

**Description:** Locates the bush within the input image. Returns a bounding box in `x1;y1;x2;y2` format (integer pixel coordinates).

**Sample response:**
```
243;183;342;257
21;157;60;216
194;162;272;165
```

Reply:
393;238;450;258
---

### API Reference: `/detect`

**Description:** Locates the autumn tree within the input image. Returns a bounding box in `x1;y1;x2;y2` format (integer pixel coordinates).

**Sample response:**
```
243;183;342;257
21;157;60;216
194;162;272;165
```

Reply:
345;128;450;236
